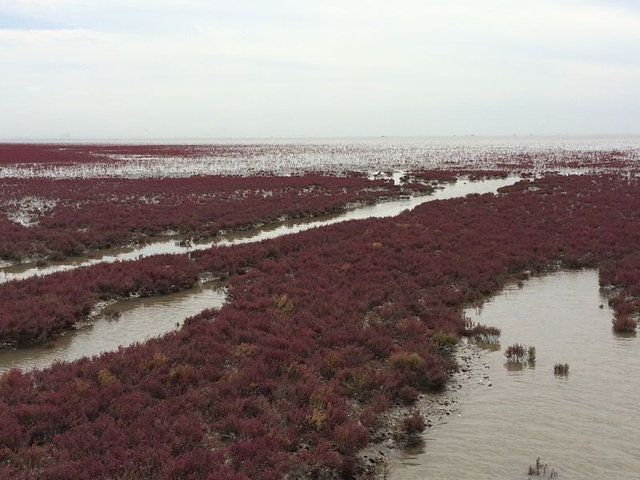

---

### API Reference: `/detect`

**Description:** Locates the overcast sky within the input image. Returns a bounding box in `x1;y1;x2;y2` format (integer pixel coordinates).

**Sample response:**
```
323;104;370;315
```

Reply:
1;0;639;140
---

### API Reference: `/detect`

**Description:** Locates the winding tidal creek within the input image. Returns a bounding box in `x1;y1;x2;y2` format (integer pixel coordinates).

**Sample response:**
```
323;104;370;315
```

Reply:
0;177;518;284
0;177;519;372
0;283;226;374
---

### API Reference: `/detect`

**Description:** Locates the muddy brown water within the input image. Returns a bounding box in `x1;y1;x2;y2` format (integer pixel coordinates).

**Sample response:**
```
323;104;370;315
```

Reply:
0;283;226;373
0;178;518;372
392;270;640;480
0;177;518;284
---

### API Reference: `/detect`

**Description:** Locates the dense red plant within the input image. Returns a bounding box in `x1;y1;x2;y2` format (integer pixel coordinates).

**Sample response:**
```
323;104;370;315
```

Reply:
0;255;200;346
504;344;527;363
599;254;640;332
1;173;640;478
0;143;261;164
403;169;509;184
402;411;426;435
612;315;637;333
0;174;404;262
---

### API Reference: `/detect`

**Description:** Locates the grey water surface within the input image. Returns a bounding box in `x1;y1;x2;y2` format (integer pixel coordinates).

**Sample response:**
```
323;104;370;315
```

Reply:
392;270;639;480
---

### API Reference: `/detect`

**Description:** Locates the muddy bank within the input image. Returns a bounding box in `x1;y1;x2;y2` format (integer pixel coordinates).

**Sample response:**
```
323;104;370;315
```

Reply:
358;342;491;477
386;270;640;480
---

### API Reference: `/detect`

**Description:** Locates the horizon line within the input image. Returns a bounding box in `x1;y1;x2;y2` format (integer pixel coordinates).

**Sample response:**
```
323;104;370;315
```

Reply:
2;133;640;144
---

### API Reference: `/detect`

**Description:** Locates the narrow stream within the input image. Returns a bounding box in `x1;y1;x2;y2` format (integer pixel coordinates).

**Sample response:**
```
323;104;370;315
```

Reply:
0;176;518;373
392;270;640;480
0;177;518;284
0;283;226;373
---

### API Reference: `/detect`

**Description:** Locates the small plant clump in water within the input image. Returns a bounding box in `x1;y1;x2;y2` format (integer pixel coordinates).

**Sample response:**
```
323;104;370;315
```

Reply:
399;411;426;446
504;343;527;363
554;363;569;376
528;457;558;478
402;411;426;436
612;315;637;333
527;346;537;363
465;320;501;344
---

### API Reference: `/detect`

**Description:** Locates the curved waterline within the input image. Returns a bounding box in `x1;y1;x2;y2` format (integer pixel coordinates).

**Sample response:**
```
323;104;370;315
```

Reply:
0;176;518;374
0;282;226;374
0;176;519;284
392;270;640;480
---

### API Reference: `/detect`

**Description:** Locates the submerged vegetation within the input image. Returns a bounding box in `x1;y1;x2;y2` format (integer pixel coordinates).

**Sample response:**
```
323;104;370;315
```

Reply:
0;144;639;478
528;457;558;478
504;343;527;363
464;321;501;344
399;411;427;447
554;363;570;376
527;346;537;363
599;255;640;334
612;315;638;333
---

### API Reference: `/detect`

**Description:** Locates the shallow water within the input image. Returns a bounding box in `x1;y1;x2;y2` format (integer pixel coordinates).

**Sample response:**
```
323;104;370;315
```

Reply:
2;136;639;179
393;270;640;480
0;176;518;374
0;282;226;373
0;177;518;284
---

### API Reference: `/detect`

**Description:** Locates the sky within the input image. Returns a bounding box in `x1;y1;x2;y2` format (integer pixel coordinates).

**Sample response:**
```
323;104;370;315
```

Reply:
1;0;639;140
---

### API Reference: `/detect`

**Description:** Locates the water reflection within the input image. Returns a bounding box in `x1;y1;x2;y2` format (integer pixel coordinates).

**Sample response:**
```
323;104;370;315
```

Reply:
0;282;226;373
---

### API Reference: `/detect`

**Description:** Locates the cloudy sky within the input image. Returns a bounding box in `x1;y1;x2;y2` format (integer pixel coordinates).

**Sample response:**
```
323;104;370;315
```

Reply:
1;0;639;139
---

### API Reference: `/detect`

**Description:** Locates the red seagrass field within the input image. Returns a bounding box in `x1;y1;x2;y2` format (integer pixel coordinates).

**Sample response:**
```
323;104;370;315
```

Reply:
0;140;639;479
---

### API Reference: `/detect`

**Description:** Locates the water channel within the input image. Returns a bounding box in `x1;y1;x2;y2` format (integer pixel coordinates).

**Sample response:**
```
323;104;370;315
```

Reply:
0;282;226;374
392;270;640;480
0;177;516;369
0;177;518;284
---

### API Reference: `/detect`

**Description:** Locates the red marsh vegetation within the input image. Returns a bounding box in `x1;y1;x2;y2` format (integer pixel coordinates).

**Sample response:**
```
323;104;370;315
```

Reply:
599;254;640;333
0;174;406;263
1;173;640;478
0;144;261;165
